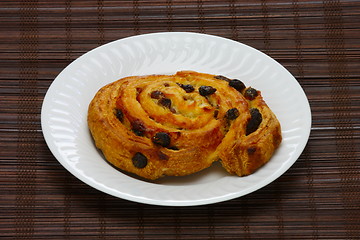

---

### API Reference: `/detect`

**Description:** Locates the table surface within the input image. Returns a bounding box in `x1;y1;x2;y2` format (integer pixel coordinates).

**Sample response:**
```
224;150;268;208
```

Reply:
1;0;360;239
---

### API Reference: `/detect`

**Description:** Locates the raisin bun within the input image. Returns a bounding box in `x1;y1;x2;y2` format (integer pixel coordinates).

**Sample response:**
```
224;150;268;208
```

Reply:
87;71;282;180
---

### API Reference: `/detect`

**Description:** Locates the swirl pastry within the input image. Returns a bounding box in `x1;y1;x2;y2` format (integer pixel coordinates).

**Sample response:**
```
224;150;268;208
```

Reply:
88;71;282;180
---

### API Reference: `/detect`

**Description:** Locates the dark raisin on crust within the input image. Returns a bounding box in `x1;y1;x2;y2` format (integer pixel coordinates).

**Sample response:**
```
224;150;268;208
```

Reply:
213;109;219;119
158;98;172;109
170;107;177;113
229;79;246;92
246;108;262;135
132;152;148;168
244;87;258;100
177;83;195;93
157;151;169;160
150;90;165;99
152;132;171;147
131;119;146;136
247;147;257;154
199;86;217;96
214;75;231;82
167;146;179;151
114;109;124;122
225;108;240;120
136;88;143;94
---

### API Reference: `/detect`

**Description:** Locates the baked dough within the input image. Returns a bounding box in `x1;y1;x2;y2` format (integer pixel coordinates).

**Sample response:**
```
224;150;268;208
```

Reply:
87;71;282;180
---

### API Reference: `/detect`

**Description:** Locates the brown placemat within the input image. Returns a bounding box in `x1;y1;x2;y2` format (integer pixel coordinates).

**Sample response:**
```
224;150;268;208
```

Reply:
1;0;360;239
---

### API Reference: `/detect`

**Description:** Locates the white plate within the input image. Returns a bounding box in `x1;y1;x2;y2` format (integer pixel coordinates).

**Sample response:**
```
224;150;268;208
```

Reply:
41;32;311;206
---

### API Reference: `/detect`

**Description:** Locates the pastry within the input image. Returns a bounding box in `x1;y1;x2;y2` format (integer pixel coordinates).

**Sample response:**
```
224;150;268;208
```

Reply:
87;71;282;180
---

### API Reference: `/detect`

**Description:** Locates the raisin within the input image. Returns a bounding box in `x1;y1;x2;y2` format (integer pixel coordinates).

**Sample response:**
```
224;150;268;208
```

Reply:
157;151;169;160
247;147;257;154
246;108;262;135
136;88;143;94
170;107;177;113
158;98;172;109
132;152;148;168
244;87;258;100
150;90;164;99
131;119;146;136
214;75;230;82
213;109;219;119
177;83;195;93
225;108;240;120
229;79;246;92
152;132;171;147
115;109;124;122
167;146;179;151
199;86;217;96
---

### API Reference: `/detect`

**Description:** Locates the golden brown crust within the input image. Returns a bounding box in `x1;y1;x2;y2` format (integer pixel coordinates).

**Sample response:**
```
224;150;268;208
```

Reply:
87;71;282;180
